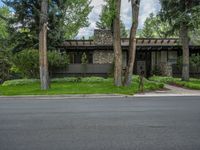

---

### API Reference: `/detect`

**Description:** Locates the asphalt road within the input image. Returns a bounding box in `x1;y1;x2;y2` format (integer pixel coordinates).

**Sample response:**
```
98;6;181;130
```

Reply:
0;96;200;150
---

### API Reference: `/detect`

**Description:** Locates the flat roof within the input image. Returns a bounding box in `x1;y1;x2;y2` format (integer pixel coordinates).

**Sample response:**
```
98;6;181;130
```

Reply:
60;38;200;51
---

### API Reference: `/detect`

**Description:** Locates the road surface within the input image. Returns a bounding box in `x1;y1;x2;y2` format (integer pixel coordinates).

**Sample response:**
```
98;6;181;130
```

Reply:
0;96;200;150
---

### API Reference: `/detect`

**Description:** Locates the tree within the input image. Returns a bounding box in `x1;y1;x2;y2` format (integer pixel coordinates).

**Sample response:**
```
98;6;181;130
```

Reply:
160;0;200;81
140;13;178;38
96;0;115;30
0;6;12;83
96;0;128;38
0;6;10;40
124;0;141;86
113;0;123;86
2;0;92;52
39;0;49;90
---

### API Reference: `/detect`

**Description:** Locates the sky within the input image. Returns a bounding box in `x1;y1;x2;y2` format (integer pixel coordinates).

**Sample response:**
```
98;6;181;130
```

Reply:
0;0;161;38
77;0;161;38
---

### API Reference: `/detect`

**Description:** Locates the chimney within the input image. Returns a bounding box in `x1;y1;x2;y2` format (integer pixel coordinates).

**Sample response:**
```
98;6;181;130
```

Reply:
94;29;113;45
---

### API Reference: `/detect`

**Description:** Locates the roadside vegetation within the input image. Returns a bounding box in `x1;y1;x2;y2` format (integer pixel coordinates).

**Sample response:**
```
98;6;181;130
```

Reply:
0;76;164;96
150;76;200;90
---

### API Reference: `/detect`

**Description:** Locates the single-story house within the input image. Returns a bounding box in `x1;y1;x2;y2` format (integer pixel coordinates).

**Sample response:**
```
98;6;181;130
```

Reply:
55;29;200;77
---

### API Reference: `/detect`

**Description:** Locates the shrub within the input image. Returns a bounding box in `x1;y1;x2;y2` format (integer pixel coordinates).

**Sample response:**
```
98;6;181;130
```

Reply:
81;77;112;82
2;79;39;86
151;65;162;76
81;52;88;64
51;77;81;83
12;49;70;78
12;49;39;78
51;77;113;83
0;50;11;83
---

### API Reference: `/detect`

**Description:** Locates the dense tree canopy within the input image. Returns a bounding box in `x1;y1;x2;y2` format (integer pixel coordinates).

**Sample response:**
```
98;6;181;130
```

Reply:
2;0;92;52
139;13;178;38
96;0;115;30
0;6;11;49
159;0;200;33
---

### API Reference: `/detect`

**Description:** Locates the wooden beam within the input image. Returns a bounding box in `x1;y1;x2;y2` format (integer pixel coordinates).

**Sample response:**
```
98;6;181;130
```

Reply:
141;39;145;44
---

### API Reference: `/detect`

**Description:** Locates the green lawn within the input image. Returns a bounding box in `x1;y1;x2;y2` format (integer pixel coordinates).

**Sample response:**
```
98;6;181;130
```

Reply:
0;77;164;96
149;76;200;90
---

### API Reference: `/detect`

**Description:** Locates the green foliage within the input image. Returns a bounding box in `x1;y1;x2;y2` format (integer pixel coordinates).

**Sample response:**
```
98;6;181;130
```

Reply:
149;76;180;84
96;0;115;30
190;28;200;45
177;54;200;69
190;54;200;68
81;52;88;64
0;6;10;39
120;21;128;38
12;49;40;78
0;76;164;95
48;51;70;68
96;0;128;38
0;49;11;83
81;77;112;83
51;77;82;83
2;79;39;86
0;6;13;82
139;13;178;38
2;0;92;51
12;49;70;78
150;76;200;90
151;65;162;76
159;0;200;33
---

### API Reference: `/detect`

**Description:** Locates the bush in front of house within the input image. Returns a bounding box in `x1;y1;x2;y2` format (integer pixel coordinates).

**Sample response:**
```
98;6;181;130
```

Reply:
149;76;200;90
81;77;112;82
51;77;82;83
149;76;179;84
0;49;12;83
12;49;70;78
2;79;39;86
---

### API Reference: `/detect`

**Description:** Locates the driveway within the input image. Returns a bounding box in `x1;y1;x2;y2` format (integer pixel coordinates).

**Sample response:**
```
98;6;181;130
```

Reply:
0;96;200;150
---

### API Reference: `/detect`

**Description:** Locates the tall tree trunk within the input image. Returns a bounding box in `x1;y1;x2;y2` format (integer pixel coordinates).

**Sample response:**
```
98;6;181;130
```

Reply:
124;0;140;86
39;0;50;90
180;23;190;81
113;0;122;86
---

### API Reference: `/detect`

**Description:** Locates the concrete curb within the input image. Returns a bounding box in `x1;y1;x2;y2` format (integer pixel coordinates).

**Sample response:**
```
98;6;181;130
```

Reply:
134;94;200;97
0;93;200;99
0;94;131;99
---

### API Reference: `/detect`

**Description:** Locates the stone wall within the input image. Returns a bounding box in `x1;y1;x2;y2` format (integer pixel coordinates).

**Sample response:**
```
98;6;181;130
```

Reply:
94;29;113;45
93;50;127;67
93;50;114;64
